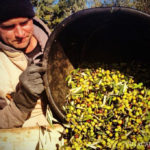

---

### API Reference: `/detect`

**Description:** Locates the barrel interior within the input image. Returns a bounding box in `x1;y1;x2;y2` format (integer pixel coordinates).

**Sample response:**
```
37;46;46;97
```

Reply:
44;7;150;121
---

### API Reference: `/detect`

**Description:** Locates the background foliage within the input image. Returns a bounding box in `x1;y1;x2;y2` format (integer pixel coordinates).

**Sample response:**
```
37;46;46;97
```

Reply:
31;0;150;31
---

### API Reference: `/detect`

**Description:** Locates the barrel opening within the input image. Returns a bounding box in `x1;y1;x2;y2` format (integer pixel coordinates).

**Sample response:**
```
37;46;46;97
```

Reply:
44;7;150;121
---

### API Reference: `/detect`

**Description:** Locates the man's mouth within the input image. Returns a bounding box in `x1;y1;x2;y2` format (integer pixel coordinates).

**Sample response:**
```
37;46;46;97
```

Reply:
15;37;28;44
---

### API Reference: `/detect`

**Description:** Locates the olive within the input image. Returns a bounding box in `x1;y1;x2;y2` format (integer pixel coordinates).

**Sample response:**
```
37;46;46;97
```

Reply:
62;61;150;150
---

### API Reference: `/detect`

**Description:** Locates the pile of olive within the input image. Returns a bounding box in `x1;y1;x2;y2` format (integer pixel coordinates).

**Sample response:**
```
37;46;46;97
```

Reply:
62;62;150;150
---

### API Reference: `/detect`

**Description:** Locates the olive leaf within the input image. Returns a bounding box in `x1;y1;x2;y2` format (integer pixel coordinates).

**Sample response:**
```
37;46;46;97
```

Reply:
108;96;113;105
87;141;100;149
111;140;118;150
146;111;150;123
133;82;143;89
101;95;107;107
118;82;128;96
38;127;51;150
46;105;58;128
70;86;82;95
83;115;93;121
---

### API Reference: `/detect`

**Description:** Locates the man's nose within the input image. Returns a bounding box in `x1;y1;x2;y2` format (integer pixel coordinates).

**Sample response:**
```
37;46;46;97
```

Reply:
15;25;25;38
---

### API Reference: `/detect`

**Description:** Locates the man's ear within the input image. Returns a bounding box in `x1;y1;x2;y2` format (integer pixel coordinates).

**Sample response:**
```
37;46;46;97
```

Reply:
0;28;2;39
0;31;1;38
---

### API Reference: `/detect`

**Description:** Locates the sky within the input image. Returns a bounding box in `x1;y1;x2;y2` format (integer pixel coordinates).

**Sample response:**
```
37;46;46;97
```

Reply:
53;0;133;6
53;0;135;8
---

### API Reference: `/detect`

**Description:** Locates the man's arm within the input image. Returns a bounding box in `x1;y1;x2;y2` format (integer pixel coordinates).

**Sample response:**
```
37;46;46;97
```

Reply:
0;64;46;129
0;101;28;128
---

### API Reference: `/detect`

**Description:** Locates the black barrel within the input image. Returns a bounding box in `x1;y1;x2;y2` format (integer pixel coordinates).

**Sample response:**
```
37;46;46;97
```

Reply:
43;7;150;122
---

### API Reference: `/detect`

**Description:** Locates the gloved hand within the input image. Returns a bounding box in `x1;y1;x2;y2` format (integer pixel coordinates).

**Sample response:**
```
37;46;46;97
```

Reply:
13;64;46;112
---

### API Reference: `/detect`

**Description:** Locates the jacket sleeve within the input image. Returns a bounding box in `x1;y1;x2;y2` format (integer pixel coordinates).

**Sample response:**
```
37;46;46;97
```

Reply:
0;100;28;129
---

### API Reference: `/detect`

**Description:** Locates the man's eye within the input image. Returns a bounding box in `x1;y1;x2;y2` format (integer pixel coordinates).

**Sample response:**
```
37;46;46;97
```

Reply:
0;25;15;30
20;20;28;26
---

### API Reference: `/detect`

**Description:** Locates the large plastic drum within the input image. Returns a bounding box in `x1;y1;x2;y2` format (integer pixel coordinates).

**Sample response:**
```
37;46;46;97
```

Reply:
43;7;150;122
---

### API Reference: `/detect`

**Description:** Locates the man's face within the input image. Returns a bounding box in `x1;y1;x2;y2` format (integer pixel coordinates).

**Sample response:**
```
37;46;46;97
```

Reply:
0;17;33;49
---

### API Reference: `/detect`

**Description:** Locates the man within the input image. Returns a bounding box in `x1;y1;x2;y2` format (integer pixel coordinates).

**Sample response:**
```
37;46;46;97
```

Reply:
0;0;51;128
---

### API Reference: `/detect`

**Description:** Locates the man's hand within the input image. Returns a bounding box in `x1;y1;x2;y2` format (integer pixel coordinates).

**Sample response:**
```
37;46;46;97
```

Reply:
19;64;46;99
13;64;46;112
